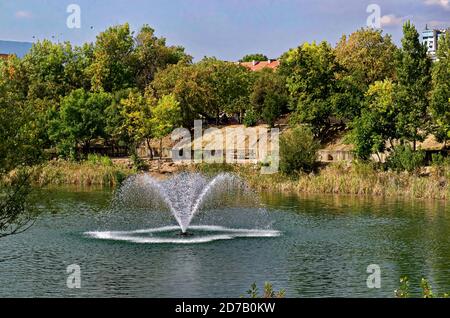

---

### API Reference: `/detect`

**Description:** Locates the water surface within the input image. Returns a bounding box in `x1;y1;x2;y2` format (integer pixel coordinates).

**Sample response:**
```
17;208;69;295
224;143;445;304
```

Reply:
1;186;449;297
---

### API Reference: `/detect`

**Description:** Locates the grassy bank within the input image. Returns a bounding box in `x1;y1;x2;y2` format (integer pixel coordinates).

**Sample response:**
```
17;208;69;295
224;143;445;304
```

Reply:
188;162;450;200
28;159;134;187
14;158;450;200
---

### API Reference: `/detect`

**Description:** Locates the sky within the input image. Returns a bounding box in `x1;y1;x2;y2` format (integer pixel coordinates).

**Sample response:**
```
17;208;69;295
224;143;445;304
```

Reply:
0;0;449;61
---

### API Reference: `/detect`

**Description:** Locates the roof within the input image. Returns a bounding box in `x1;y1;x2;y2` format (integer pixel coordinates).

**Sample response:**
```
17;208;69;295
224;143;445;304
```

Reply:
239;60;280;72
0;53;9;59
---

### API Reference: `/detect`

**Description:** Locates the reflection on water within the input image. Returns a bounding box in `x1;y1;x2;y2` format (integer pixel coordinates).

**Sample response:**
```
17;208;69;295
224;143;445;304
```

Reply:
0;187;449;297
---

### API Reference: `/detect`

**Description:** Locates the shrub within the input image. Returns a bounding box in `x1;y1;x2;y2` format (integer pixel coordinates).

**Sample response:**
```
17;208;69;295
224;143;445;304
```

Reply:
87;154;113;166
395;276;449;298
243;108;258;127
130;152;147;171
431;153;445;166
386;144;425;173
279;126;320;174
431;153;450;167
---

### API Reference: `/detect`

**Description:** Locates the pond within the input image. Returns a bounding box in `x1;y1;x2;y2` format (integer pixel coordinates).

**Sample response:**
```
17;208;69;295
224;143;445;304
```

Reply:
1;183;449;297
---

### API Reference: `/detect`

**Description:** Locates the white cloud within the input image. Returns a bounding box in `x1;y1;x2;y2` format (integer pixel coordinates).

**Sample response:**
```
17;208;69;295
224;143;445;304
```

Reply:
380;14;404;27
424;0;450;10
15;10;33;19
428;20;450;28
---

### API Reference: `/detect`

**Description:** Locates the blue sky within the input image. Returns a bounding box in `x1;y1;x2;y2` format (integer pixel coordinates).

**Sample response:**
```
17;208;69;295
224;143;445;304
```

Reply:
0;0;449;60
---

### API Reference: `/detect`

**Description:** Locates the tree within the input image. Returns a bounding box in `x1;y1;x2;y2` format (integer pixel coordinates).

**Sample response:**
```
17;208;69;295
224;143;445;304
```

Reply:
198;58;252;124
134;24;191;89
280;41;339;139
22;40;73;101
107;89;154;154
49;89;111;158
350;80;396;159
152;58;252;127
152;62;209;127
335;28;397;88
250;68;288;127
239;53;269;62
430;32;450;145
0;56;43;168
335;28;397;120
89;23;135;92
64;43;94;91
394;21;432;150
150;94;181;167
0;57;43;238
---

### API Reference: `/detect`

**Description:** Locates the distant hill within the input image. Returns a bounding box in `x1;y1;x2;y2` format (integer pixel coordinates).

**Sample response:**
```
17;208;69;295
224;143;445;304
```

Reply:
0;40;32;58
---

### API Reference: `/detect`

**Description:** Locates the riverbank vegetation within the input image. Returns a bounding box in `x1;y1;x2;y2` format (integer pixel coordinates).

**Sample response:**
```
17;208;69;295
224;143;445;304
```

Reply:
28;156;133;187
186;161;450;200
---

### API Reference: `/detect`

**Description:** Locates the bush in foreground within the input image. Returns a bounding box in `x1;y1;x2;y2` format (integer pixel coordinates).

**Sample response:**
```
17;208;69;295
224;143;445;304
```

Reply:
279;126;320;175
386;144;425;173
246;282;285;298
395;276;449;298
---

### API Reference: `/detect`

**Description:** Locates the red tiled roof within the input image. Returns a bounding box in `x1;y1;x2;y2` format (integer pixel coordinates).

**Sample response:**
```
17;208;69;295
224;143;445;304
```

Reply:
239;60;280;71
0;53;10;59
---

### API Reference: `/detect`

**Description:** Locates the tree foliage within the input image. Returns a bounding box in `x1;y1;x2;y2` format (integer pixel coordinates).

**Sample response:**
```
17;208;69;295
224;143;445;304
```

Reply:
430;32;450;144
239;53;269;62
279;126;319;174
49;89;111;157
350;80;396;159
394;21;432;149
334;28;397;120
250;68;288;127
281;41;339;139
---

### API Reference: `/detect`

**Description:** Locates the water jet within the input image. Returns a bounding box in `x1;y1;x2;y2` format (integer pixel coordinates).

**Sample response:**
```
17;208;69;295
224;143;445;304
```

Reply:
85;173;280;244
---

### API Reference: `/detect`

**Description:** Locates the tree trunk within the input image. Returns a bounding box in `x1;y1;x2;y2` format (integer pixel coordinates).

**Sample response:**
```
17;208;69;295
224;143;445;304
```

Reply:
83;141;90;156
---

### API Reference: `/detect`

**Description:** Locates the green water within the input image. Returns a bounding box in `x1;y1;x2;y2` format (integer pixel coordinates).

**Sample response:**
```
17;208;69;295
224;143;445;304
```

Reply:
0;186;449;297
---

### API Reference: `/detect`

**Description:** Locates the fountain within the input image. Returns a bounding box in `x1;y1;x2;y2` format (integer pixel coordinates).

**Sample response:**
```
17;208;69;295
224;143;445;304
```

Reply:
85;172;280;244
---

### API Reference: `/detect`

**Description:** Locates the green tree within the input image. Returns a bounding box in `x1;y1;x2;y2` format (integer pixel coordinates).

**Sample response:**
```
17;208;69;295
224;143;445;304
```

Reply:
106;88;139;147
108;89;154;154
0;57;44;238
151;94;181;166
0;56;44;167
281;41;339;139
22;40;72;100
350;80;397;159
152;62;208;127
239;53;269;62
335;28;397;120
394;21;432;150
250;68;288;127
49;89;111;158
89;23;135;92
64;43;94;91
336;28;397;88
430;32;450;145
152;59;252;126
198;58;252;124
134;24;191;89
